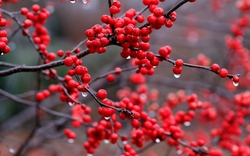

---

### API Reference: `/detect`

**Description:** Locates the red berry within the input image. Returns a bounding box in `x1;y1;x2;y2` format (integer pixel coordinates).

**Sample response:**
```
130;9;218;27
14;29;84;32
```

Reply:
107;74;115;82
3;46;10;54
57;50;64;57
143;0;151;5
165;19;173;28
110;5;120;14
219;68;228;78
175;59;184;67
115;67;122;75
233;76;240;82
64;57;74;67
0;30;7;37
32;4;40;12
110;133;118;144
75;65;88;75
20;7;29;15
97;89;107;99
211;63;220;72
131;119;140;128
48;53;56;61
153;7;164;17
0;42;6;49
36;92;45;101
173;66;182;74
0;18;7;27
81;73;91;83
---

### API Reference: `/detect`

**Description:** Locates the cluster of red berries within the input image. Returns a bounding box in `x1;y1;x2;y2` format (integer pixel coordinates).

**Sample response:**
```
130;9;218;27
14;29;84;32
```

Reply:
83;117;122;154
0;11;10;55
64;128;76;141
20;5;53;63
85;24;110;54
35;89;50;101
173;59;184;77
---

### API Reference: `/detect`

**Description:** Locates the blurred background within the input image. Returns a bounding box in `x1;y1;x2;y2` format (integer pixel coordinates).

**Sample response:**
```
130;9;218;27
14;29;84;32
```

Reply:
0;0;249;155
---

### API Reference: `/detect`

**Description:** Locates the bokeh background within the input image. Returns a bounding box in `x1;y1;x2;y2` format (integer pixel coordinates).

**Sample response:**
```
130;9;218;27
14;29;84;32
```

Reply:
0;0;249;155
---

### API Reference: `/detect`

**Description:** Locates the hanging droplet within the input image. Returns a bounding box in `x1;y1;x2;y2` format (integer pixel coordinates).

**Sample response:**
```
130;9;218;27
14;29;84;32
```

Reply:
184;122;191;127
68;102;74;107
122;140;128;144
174;74;181;78
233;81;239;87
9;148;15;153
153;66;157;68
70;0;76;3
68;139;75;143
0;52;4;55
126;56;131;60
82;0;88;4
104;116;110;120
81;92;88;97
104;139;109;144
155;138;161;143
87;154;93;156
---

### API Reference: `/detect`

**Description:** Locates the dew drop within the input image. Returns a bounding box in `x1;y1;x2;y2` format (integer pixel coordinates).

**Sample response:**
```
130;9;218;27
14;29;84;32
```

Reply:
68;102;74;107
104;116;110;120
9;148;15;153
70;0;76;3
0;52;4;55
81;92;88;97
155;138;161;143
82;0;88;4
104;139;109;144
233;81;239;87
184;122;191;127
174;74;181;78
68;139;75;143
123;140;128;144
126;56;131;60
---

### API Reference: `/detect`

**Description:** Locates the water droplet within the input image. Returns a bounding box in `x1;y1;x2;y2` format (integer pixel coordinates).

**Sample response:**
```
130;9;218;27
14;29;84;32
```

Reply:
68;102;74;107
104;116;110;120
68;139;75;143
82;0;88;4
70;0;76;3
122;141;128;144
81;92;88;97
9;148;15;153
104;139;109;144
126;56;131;59
176;149;182;155
153;66;157;68
233;81;239;87
184;122;191;126
0;52;4;55
87;154;93;156
174;74;181;78
113;0;118;2
155;138;160;143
